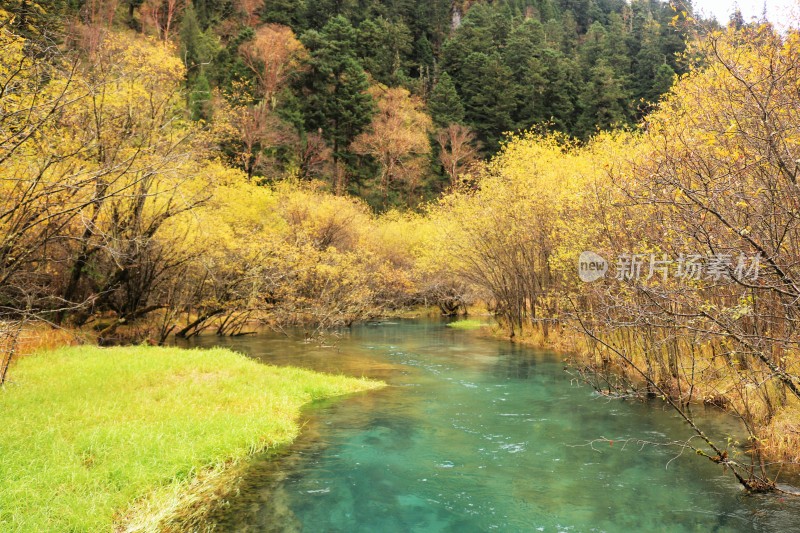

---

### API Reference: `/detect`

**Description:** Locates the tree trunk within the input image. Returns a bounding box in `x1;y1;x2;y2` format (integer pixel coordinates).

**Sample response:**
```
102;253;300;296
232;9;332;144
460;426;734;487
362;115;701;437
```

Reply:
175;308;223;338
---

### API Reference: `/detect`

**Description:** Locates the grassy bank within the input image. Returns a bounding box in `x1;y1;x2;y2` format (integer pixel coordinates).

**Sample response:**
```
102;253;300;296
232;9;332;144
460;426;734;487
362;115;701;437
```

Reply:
445;319;491;330
0;345;383;532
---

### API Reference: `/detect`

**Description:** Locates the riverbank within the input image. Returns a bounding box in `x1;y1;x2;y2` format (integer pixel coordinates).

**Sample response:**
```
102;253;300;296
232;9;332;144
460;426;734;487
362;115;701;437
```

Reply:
0;345;383;531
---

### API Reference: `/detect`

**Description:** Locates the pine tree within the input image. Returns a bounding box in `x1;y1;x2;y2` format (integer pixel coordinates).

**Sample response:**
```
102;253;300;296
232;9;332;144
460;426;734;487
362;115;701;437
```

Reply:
459;52;517;151
180;4;202;71
192;0;210;28
577;59;630;138
605;13;631;80
300;16;375;180
412;34;434;80
579;21;608;71
189;72;212;121
356;18;413;86
540;48;578;132
633;19;667;105
537;0;558;22
305;0;358;30
261;0;307;29
651;61;676;98
428;72;465;127
560;10;579;54
504;19;547;128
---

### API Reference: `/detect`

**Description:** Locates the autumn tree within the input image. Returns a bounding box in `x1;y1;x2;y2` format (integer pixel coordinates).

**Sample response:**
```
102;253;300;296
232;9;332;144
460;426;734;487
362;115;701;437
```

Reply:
625;24;800;417
351;86;432;206
79;0;118;27
59;35;214;334
141;0;185;41
0;22;81;381
425;131;601;335
295;130;332;180
566;24;800;487
0;0;67;37
0;25;220;346
436;123;479;188
234;102;297;179
235;0;263;27
239;24;306;107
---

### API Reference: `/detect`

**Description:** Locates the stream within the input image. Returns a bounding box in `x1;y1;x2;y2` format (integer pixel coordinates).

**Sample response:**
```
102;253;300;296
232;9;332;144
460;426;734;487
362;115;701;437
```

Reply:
184;319;800;532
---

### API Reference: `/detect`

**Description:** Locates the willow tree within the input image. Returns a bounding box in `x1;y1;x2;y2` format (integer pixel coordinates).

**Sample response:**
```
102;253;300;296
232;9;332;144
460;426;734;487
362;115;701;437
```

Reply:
0;21;84;378
578;24;800;487
0;24;220;346
426;132;602;336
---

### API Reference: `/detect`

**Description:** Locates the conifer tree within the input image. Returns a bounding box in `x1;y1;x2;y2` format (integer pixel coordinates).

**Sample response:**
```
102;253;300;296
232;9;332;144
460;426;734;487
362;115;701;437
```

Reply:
577;59;629;138
300;16;375;187
428;72;465;127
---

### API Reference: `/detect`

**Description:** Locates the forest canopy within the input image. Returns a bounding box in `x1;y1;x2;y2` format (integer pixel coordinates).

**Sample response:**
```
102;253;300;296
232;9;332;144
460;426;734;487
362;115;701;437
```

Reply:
0;0;701;209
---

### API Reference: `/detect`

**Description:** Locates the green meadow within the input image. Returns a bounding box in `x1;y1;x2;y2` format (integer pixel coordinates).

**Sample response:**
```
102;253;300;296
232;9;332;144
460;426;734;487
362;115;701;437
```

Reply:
0;345;382;531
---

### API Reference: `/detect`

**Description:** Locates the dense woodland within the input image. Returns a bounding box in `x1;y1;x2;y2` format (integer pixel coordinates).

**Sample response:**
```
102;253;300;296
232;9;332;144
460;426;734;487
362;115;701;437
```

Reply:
4;0;699;208
3;0;800;494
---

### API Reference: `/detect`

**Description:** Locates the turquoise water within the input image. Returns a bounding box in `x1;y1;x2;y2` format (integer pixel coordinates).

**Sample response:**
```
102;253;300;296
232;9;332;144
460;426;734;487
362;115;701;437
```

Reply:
185;319;800;532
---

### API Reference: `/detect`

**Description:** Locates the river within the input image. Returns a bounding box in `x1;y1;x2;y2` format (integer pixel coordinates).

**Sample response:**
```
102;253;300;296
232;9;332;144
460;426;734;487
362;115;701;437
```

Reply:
183;319;800;532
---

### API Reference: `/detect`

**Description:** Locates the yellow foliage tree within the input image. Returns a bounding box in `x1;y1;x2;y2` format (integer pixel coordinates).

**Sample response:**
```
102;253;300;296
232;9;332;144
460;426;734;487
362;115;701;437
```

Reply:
351;85;432;205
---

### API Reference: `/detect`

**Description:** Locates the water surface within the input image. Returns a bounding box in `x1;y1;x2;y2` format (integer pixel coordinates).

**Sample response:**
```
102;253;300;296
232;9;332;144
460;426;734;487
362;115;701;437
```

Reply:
185;320;800;532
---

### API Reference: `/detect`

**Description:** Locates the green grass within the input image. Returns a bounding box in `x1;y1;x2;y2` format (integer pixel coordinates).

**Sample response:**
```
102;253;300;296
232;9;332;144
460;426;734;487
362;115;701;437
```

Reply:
446;319;490;330
0;345;383;532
